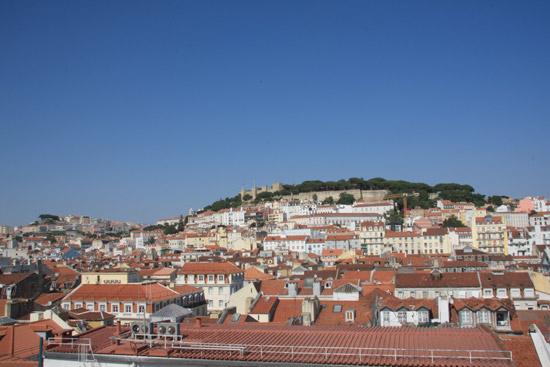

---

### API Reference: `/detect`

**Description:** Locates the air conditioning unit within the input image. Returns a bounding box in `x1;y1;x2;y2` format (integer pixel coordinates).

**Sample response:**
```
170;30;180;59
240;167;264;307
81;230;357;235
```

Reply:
130;321;152;337
156;322;180;336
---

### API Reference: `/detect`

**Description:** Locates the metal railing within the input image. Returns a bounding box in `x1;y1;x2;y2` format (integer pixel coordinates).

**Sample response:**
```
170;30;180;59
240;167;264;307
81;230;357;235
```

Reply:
112;333;512;363
46;337;97;363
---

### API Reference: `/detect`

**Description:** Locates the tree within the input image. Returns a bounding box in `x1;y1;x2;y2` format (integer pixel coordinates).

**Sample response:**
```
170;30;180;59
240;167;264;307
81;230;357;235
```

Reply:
242;193;252;201
163;224;178;235
385;209;403;230
442;215;466;228
487;196;504;206
39;214;60;222
322;196;335;205
486;206;495;212
337;193;355;205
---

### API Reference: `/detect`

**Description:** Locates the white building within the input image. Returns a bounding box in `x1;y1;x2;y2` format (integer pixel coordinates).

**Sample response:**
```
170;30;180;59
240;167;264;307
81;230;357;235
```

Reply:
176;262;244;314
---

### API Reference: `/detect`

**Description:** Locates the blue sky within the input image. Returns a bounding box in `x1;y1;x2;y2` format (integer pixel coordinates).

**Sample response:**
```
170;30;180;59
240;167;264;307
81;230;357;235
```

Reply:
1;0;549;225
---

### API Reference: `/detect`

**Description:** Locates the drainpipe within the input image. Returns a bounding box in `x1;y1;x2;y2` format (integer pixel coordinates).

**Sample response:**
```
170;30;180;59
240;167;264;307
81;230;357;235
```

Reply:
10;325;15;357
38;337;44;367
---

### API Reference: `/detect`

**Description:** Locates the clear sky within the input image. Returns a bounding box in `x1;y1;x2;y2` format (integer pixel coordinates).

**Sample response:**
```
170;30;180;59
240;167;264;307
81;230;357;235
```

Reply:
1;0;549;226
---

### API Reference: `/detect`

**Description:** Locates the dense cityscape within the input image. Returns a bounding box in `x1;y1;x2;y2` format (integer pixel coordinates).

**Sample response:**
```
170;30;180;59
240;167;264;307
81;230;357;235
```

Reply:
1;179;549;366
2;1;549;366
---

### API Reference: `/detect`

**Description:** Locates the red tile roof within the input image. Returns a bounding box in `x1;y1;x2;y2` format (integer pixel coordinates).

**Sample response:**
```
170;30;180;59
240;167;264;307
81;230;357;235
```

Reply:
34;292;65;306
171;285;202;296
478;272;534;289
180;262;242;275
244;267;274;281
51;324;517;366
395;272;480;288
63;283;180;302
250;296;278;314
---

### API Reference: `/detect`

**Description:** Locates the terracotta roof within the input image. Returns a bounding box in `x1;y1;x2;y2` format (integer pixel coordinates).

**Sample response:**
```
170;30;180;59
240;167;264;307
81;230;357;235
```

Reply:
479;272;534;289
453;297;514;312
250;296;278;314
395;272;480;288
498;335;541;367
244;267;274;281
180;262;242;275
171;285;202;296
68;309;115;321
139;267;176;277
0;273;32;285
51;324;516;366
63;283;180;302
270;299;303;323
34;292;65;306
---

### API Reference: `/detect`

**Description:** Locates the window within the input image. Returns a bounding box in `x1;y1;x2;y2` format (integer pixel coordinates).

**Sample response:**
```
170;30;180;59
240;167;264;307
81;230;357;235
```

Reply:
332;304;342;313
138;304;146;313
217;274;224;282
197;275;204;282
99;303;106;312
524;288;535;298
75;302;83;309
218;300;224;307
478;309;490;324
483;289;493;297
382;311;390;325
124;303;132;313
418;310;429;324
62;303;70;310
510;288;521;298
86;303;94;311
208;300;213;307
460;310;472;325
397;311;406;324
345;310;355;322
218;286;223;295
496;288;507;298
111;304;119;313
208;275;215;282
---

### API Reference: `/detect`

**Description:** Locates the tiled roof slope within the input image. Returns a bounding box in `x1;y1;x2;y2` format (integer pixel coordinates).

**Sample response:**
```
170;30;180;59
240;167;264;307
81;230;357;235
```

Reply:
63;283;179;302
180;262;242;274
395;272;480;288
50;324;516;367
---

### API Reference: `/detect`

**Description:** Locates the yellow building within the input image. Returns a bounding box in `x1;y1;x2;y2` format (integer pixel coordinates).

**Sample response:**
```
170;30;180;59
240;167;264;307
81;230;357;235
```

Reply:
81;269;141;285
471;215;508;255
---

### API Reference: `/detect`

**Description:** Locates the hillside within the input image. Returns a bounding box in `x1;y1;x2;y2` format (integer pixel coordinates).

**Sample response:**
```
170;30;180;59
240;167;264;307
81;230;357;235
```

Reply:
203;177;500;212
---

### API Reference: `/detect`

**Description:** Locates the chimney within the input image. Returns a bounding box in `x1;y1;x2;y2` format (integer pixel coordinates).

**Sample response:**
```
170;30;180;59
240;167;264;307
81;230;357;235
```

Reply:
312;280;321;297
437;296;450;324
194;318;202;328
301;297;320;326
287;282;297;297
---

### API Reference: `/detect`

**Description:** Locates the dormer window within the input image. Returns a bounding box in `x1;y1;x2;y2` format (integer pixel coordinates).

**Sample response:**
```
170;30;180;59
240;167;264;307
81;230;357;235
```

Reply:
345;310;355;322
397;311;406;324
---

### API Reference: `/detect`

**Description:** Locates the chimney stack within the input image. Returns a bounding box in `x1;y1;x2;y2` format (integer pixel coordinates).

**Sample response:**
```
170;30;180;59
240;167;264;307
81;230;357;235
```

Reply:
194;317;202;328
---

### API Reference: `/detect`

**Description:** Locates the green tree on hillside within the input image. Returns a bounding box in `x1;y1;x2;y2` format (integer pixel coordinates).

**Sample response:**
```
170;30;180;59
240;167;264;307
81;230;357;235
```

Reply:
322;196;335;205
442;215;466;228
337;193;355;205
